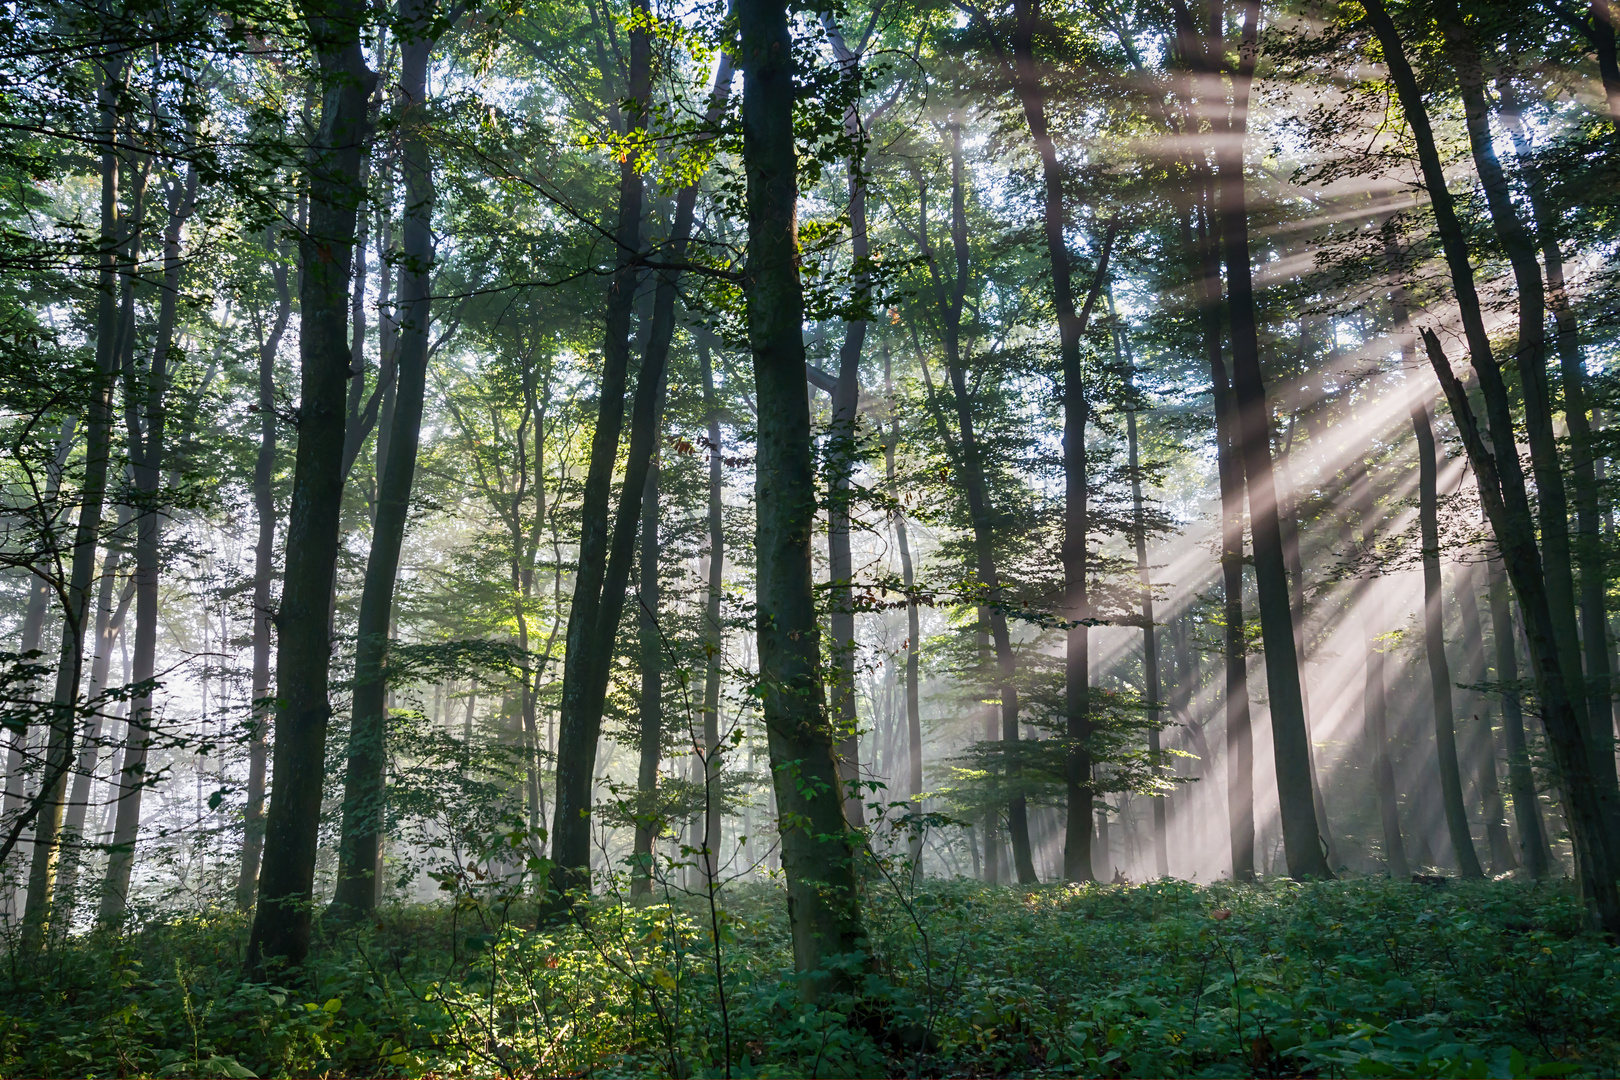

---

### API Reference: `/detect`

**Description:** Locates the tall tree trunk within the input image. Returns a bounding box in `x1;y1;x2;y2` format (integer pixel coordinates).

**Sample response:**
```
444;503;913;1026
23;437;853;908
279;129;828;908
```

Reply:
1457;562;1517;873
1117;306;1168;878
1443;6;1620;846
1280;440;1339;867
1412;400;1485;878
1192;193;1255;881
100;154;196;926
550;46;730;905
3;414;77;900
739;0;865;995
1496;78;1616;815
245;0;376;970
821;17;867;831
547;5;658;903
1357;459;1409;879
20;54;127;949
238;229;293;911
1489;555;1552;877
330;0;448;919
1367;0;1620;932
56;511;132;912
1213;0;1329;880
699;333;725;885
1009;0;1117;887
630;451;663;897
885;348;924;867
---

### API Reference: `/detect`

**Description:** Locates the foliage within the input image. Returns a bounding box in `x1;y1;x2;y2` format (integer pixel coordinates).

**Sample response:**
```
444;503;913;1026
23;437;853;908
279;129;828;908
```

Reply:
0;877;1613;1078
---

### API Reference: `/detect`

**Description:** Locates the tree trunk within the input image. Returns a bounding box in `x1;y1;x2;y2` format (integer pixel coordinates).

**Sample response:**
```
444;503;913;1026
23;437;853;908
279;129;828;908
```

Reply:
3;415;77;905
1008;0;1117;887
1443;5;1620;843
238;229;292;911
885;349;924;868
21;55;128;949
1412;400;1485;878
630;451;663;897
547;5;661;903
1496;79;1616;823
330;0;447;919
1368;0;1619;931
821;16;868;831
699;333;725;885
738;0;866;995
1117;307;1167;878
245;0;376;969
1456;562;1516;873
1357;459;1410;879
1489;555;1552;877
1213;0;1330;881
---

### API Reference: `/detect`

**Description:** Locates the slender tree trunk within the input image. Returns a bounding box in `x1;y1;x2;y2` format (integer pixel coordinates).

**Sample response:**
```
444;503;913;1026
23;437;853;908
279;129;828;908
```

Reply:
100;156;196;926
1192;194;1254;881
739;0;865;995
1489;556;1552;877
55;521;131;914
1496;80;1616;817
3;415;77;903
886;349;924;867
238;230;292;911
699;334;725;885
1443;7;1620;846
246;0;376;969
630;452;663;897
1412;400;1484;878
1457;563;1516;873
1117;307;1168;878
1008;0;1117;886
1280;440;1339;867
821;17;868;831
20;54;127;949
1213;0;1330;880
1369;0;1620;931
547;6;664;903
330;0;447;918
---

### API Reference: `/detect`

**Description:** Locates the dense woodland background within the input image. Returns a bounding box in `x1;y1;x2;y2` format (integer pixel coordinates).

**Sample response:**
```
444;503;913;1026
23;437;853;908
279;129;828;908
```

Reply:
2;0;1620;1074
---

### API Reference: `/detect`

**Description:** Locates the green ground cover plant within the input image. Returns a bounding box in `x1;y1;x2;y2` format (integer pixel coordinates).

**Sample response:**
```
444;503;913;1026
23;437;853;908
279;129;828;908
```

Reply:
0;877;1614;1078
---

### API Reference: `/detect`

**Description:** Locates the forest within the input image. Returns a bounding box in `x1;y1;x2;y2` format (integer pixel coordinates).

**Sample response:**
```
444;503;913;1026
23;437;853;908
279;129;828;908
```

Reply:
2;0;1620;1074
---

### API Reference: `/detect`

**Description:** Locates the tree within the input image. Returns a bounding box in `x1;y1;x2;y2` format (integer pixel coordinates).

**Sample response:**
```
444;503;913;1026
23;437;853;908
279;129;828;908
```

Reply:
247;0;377;971
738;0;865;996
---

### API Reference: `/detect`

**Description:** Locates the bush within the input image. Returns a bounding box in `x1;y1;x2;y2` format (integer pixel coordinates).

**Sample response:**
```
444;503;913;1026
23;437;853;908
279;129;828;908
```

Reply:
0;877;1614;1077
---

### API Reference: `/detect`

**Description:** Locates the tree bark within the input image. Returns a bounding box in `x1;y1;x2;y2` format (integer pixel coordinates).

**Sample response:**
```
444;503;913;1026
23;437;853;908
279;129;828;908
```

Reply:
699;333;725;885
821;16;868;831
885;348;924;868
246;0;376;970
1008;0;1117;887
1443;6;1620;842
739;0;865;995
1411;399;1484;878
1489;555;1553;877
21;53;128;949
330;0;448;919
1496;78;1616;821
547;3;657;903
1456;562;1517;873
1214;0;1330;880
1368;0;1619;930
238;228;293;911
1117;305;1168;878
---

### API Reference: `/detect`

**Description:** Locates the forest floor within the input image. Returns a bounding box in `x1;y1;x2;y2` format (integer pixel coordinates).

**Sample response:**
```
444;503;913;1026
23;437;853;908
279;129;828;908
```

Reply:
0;875;1615;1078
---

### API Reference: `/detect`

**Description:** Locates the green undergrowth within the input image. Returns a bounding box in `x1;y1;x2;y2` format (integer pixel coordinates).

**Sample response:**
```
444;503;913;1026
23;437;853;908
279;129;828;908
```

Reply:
0;877;1616;1078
